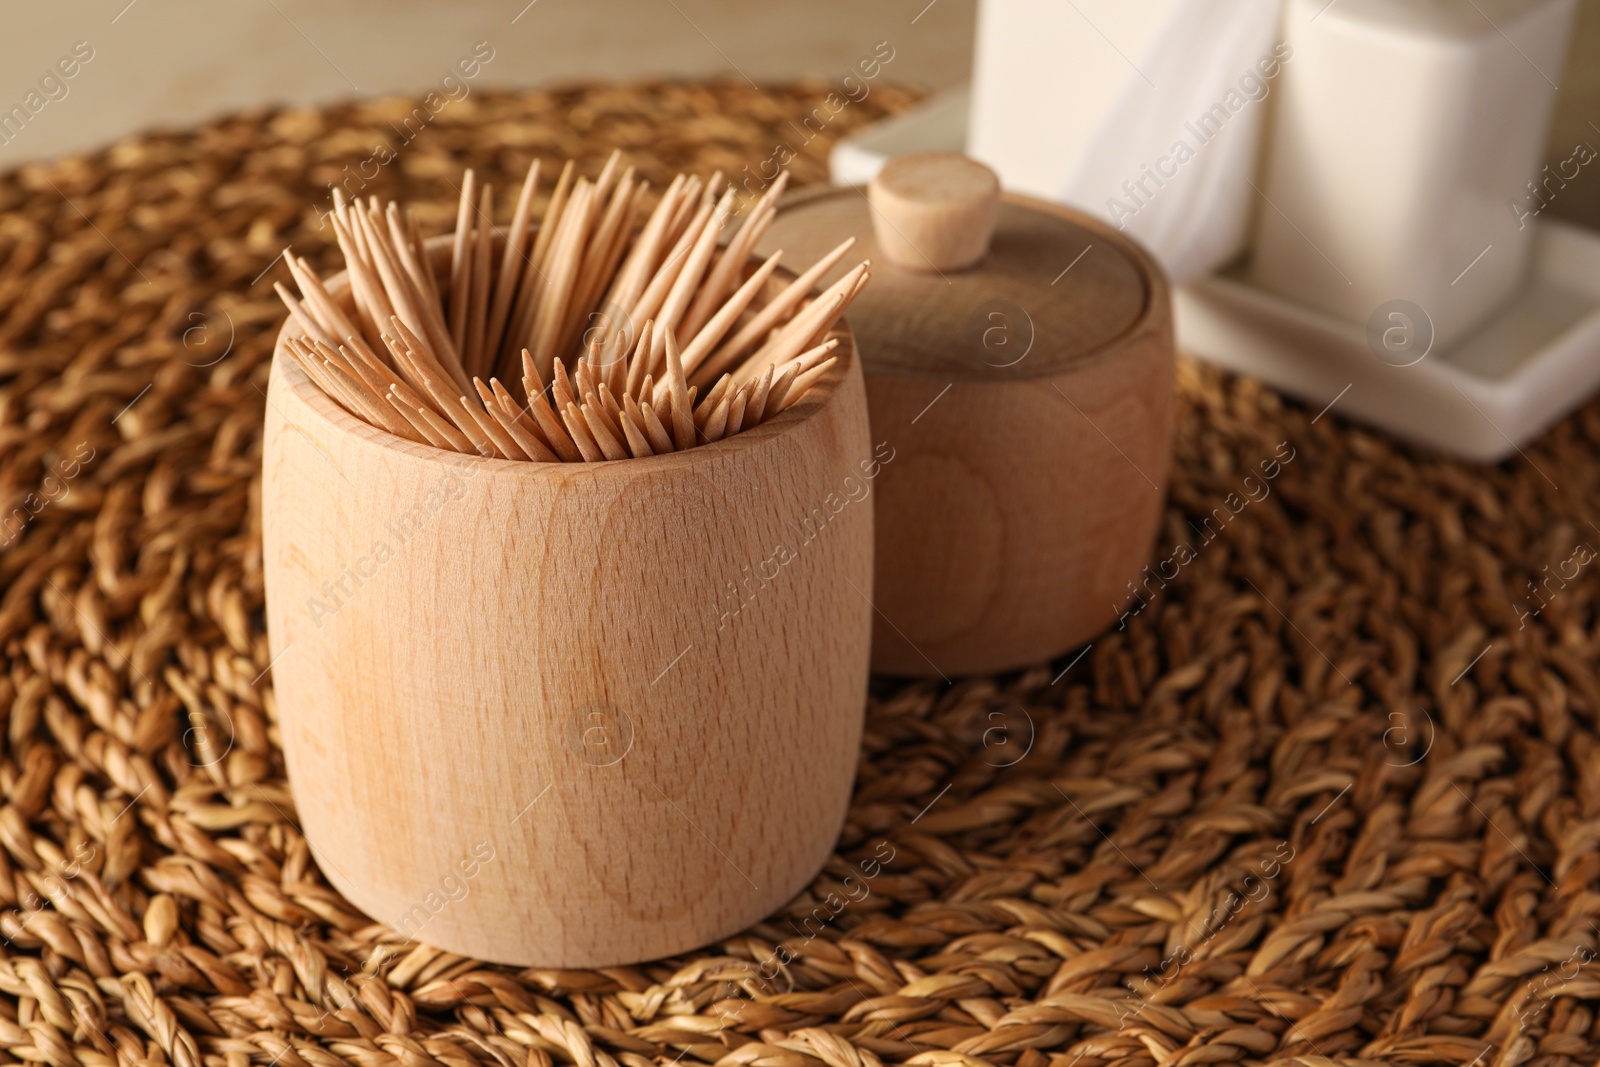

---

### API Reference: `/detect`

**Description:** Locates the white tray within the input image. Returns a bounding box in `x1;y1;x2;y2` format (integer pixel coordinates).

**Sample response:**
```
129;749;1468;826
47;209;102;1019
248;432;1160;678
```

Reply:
831;86;970;186
1178;227;1600;462
829;90;1600;462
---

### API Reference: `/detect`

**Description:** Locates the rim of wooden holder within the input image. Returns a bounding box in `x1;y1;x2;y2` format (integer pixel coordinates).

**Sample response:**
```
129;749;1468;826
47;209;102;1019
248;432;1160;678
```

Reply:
272;233;856;473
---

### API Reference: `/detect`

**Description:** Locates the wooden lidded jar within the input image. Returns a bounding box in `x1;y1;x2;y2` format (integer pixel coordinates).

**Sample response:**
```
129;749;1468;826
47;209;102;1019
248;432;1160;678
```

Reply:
759;153;1174;677
261;240;873;967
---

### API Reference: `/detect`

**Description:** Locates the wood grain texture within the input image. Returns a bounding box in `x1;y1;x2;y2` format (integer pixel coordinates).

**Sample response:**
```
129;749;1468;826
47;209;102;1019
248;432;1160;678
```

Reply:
761;188;1174;677
261;245;874;967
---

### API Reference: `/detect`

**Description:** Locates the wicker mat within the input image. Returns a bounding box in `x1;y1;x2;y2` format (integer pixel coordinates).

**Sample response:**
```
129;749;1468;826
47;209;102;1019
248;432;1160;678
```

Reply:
3;80;1600;1067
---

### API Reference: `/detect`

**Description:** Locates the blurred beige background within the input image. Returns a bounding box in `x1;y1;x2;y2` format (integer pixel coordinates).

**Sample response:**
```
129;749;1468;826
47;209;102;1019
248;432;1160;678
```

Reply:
2;0;1598;224
0;0;975;164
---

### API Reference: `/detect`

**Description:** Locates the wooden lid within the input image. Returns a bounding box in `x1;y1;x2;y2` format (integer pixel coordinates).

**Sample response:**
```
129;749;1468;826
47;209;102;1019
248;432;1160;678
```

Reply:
757;184;1153;381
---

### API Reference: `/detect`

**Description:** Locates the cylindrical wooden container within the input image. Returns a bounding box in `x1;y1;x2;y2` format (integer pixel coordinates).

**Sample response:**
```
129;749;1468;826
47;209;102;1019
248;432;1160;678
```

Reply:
261;242;873;967
759;154;1174;677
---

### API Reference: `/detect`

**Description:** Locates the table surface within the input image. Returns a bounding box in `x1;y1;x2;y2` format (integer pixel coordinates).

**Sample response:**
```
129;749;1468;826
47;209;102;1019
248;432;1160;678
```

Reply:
1;81;1598;1067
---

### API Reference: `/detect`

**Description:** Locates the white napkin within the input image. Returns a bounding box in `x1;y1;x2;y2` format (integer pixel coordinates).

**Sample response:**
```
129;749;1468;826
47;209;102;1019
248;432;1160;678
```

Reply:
1059;0;1283;283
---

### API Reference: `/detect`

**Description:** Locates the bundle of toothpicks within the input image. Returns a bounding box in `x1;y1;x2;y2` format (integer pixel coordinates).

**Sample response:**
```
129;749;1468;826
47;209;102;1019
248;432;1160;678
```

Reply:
273;152;868;461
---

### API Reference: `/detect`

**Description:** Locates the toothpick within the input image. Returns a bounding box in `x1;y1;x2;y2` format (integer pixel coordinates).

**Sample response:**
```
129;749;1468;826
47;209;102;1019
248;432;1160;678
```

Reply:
449;170;478;356
486;378;560;462
693;373;734;429
561;401;604;462
627;196;713;350
424;408;477;453
281;339;355;415
388;378;435;418
681;250;784;383
322;343;392;405
724;383;749;437
623;393;665;455
599;174;685;364
329;212;394;353
458;396;519;460
637;398;676;455
777;355;839;412
596;384;628;441
401;390;473;452
531;159;576;276
526;384;582;462
650;187;735;365
573;358;600;405
464;183;494;379
562;170;641;358
452;392;498;457
286;255;378;363
582;388;624;445
701;395;732;442
601;341;628;399
664;328;695;451
681;171;788;339
617;404;654;458
499;160;576;366
337;341;409;402
550;358;578;415
387;389;452;448
469;379;543;461
274;283;337;349
581;400;628;461
754;339;839;407
357;201;468;392
387;397;448;448
624;318;657;400
485;159;541;361
385;202;438;312
703;237;857;377
401;204;443;309
701;171;725;208
280;158;863;462
663;175;704;250
587;150;624;226
733;264;865;387
529;181;594;378
743;364;775;428
386;331;482;439
390;315;474;414
763;359;802;415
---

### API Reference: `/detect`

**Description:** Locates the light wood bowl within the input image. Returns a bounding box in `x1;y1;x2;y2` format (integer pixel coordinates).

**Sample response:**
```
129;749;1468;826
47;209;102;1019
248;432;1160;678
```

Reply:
761;176;1175;677
261;239;873;967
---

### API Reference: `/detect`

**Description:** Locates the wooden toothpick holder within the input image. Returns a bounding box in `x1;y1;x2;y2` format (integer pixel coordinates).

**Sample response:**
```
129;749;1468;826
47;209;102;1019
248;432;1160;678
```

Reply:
762;153;1176;677
262;238;873;967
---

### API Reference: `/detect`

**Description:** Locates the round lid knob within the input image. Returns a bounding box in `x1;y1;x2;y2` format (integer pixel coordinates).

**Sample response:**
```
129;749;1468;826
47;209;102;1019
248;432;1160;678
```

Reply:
868;152;1001;273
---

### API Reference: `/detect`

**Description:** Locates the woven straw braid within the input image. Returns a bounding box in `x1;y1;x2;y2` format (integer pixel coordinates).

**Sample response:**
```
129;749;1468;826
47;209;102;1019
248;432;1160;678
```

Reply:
1;81;1599;1067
